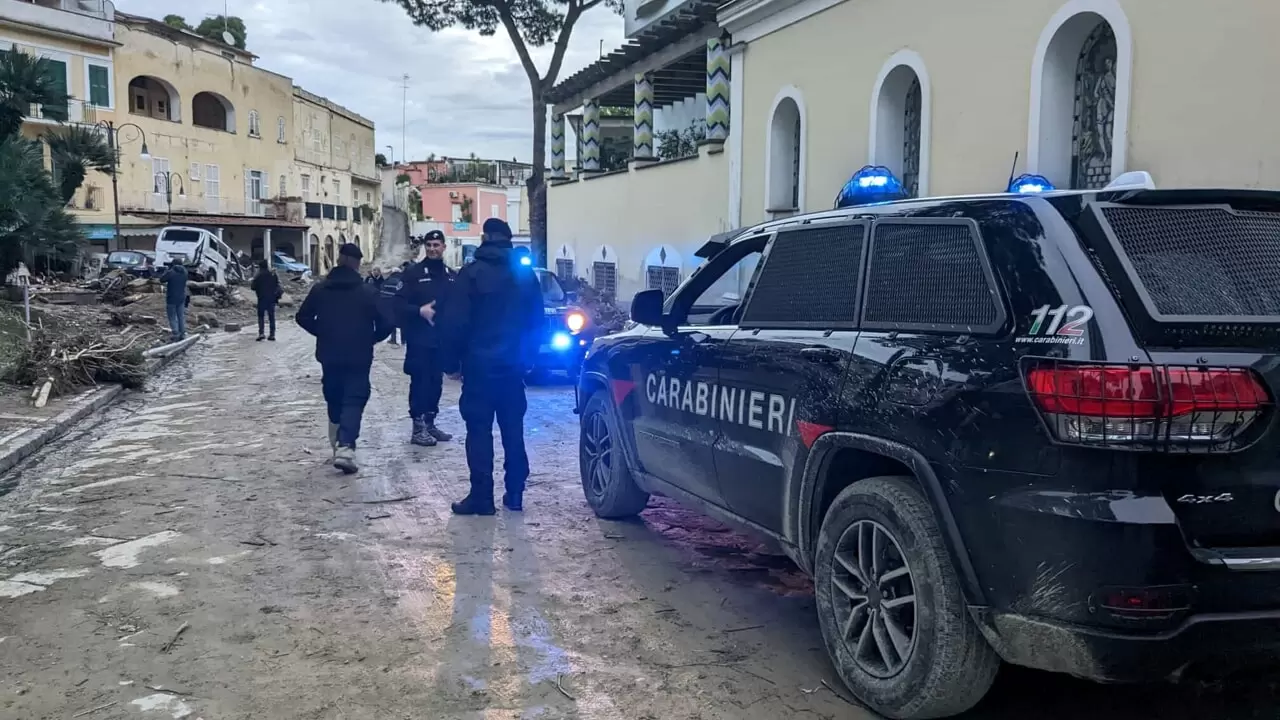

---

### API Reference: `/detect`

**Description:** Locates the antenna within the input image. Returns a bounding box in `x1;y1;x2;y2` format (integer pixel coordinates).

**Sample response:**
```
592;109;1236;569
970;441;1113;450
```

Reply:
1006;151;1019;193
221;0;235;45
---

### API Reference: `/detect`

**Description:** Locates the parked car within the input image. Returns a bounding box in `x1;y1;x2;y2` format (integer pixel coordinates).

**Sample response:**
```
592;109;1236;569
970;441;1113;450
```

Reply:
272;251;310;276
575;183;1280;718
105;250;157;277
529;267;592;380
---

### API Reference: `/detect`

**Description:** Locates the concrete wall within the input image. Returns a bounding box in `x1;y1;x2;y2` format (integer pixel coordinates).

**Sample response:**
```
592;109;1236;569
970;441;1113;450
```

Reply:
547;146;730;303
733;0;1280;226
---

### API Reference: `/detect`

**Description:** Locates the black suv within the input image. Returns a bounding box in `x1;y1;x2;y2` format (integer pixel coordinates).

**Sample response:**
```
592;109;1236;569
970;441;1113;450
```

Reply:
574;188;1280;719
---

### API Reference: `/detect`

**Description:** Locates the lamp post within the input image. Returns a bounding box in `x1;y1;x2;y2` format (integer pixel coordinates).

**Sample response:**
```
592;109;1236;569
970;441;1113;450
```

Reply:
154;171;185;224
385;144;394;166
94;120;149;250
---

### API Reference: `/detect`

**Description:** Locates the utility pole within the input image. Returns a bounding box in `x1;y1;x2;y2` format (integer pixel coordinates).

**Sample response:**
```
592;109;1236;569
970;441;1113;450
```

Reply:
401;74;410;165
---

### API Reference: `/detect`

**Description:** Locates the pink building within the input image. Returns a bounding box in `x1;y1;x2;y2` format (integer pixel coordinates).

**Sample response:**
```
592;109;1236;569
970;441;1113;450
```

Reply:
419;183;509;239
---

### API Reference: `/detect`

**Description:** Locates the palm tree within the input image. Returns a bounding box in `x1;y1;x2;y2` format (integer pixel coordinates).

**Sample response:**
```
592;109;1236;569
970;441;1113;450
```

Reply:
45;125;114;203
0;52;67;140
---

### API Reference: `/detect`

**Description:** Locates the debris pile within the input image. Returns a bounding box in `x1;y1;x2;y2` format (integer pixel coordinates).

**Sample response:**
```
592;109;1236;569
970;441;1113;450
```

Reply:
5;320;149;399
569;278;629;334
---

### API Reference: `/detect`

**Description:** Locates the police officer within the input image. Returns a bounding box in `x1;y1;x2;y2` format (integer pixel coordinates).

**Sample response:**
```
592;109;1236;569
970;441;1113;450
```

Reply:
296;243;395;474
440;218;544;515
396;229;455;446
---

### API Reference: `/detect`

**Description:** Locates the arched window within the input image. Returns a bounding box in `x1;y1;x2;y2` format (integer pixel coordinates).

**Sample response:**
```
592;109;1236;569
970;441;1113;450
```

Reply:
248;110;261;138
765;88;805;216
323;235;335;270
308;233;320;273
128;76;180;121
192;91;236;132
277;116;287;143
870;51;932;198
1029;0;1132;189
644;245;682;296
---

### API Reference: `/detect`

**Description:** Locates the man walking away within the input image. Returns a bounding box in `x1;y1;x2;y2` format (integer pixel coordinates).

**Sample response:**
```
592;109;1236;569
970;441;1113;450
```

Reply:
296;243;394;474
396;230;455;447
441;218;543;515
380;263;407;345
251;259;282;341
159;259;188;341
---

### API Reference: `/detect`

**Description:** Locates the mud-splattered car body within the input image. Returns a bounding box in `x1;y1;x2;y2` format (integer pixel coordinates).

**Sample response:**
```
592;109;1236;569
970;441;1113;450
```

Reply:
574;188;1280;718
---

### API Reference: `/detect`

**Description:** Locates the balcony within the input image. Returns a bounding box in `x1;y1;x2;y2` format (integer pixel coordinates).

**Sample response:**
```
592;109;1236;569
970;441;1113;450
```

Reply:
0;0;116;44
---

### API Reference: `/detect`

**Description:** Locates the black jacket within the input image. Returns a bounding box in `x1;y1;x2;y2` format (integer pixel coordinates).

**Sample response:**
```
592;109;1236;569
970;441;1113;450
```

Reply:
250;270;282;306
295;265;394;368
365;274;384;291
440;240;544;378
396;258;455;358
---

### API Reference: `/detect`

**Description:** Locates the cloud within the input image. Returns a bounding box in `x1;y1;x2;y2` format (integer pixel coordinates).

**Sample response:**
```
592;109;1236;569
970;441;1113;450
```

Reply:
114;0;625;163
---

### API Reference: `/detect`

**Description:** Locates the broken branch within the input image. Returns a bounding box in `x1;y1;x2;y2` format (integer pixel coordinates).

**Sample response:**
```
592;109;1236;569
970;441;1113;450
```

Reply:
160;621;189;653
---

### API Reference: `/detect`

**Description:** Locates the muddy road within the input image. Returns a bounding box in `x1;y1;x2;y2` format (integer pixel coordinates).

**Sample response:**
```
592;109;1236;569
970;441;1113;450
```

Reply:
0;328;1272;719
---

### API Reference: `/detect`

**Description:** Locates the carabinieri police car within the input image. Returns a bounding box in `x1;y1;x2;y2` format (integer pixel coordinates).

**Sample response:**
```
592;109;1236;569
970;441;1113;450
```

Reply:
574;166;1280;718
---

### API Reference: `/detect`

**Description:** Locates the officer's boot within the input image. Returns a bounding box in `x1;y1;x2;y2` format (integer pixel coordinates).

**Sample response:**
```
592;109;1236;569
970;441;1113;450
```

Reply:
410;416;436;447
333;444;358;474
452;475;496;516
424;413;452;442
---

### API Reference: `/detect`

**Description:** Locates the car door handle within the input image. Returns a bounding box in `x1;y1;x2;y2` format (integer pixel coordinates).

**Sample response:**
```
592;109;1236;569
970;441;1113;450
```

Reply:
800;347;844;363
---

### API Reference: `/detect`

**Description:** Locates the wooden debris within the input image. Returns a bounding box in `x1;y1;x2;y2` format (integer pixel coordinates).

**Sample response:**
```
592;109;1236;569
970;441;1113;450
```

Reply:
554;674;577;701
160;621;189;653
72;701;117;717
357;494;417;505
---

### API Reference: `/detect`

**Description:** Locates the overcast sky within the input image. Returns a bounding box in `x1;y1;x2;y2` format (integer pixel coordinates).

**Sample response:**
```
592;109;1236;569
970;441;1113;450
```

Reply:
115;0;624;164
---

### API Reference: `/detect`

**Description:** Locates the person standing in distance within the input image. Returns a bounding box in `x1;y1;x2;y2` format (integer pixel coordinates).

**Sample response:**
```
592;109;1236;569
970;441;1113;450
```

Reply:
396;229;455;446
296;243;394;474
440;218;543;515
159;258;188;341
251;259;282;341
379;262;409;345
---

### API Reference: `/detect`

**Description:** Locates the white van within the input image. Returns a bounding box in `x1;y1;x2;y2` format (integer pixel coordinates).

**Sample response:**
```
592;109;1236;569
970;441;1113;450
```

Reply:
153;226;243;284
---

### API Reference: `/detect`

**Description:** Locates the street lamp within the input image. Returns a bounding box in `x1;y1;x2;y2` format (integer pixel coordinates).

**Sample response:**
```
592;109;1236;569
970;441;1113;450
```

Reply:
154;171;185;224
385;144;394;166
94;120;149;249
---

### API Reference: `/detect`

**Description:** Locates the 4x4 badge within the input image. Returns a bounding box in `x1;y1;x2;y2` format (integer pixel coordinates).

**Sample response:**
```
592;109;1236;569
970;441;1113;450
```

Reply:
1016;304;1093;346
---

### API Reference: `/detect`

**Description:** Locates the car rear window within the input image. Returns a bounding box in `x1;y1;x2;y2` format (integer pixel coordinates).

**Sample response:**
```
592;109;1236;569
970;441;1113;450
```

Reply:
739;221;865;327
861;218;1005;334
1099;206;1280;318
162;230;201;243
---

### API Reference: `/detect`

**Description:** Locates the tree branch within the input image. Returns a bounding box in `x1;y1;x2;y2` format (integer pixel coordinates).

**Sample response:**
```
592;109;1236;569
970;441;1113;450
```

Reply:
492;0;542;86
541;5;582;87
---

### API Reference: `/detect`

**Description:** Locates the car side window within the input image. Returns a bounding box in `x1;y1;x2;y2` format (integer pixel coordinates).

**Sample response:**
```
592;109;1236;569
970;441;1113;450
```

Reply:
669;235;769;327
860;218;1006;335
739;221;867;328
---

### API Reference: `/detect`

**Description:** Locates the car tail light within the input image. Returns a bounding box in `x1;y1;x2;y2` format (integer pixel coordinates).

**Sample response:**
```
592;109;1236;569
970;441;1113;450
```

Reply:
1024;362;1270;448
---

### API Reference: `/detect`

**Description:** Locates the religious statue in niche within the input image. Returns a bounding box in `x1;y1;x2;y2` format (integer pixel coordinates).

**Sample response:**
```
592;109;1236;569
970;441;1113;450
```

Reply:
1072;23;1118;189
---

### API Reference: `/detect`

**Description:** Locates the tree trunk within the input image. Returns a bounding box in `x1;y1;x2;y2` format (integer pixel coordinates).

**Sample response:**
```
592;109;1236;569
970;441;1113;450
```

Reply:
527;86;548;267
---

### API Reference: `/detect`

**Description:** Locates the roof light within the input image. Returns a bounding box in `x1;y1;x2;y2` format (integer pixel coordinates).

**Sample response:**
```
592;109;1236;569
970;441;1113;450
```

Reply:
834;165;906;208
519;255;532;266
1008;173;1055;194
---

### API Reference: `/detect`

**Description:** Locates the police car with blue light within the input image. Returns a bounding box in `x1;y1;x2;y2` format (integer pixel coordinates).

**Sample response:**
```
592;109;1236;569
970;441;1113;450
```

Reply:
574;164;1280;718
509;247;594;379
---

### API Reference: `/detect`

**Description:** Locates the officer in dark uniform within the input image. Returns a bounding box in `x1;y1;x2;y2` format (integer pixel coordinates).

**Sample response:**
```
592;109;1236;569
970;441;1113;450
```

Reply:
440;218;544;515
396;229;455;446
295;243;394;474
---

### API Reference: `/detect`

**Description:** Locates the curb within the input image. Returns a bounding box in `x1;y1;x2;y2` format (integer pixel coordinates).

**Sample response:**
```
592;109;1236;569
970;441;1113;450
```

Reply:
0;334;204;476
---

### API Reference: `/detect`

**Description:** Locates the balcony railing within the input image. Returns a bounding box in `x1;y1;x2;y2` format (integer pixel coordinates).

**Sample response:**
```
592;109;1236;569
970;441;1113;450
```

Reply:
1;0;115;42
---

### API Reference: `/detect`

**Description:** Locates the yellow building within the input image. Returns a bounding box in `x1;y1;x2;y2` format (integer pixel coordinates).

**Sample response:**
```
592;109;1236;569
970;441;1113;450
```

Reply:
289;87;381;271
0;0;121;242
0;4;382;265
547;0;1280;304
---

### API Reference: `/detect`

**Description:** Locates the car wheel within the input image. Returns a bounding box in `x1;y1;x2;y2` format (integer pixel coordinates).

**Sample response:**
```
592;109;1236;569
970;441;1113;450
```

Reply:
579;390;649;519
815;476;998;719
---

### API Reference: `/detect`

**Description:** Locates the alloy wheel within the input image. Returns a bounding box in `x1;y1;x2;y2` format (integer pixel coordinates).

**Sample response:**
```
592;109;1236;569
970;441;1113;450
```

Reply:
582;411;612;499
830;519;918;678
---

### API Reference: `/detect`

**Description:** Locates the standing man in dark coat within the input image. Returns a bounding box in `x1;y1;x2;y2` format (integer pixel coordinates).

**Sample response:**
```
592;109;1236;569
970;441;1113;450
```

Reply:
379;262;409;345
250;259;282;341
159;259;188;341
396;229;455;446
440;219;544;515
296;243;394;474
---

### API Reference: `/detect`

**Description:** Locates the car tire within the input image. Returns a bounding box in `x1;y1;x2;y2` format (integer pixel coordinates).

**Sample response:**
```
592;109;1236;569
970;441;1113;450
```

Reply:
579;390;649;519
814;476;998;719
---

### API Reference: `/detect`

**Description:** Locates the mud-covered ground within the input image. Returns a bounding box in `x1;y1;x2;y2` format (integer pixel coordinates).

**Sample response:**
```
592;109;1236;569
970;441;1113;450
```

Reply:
0;327;1273;720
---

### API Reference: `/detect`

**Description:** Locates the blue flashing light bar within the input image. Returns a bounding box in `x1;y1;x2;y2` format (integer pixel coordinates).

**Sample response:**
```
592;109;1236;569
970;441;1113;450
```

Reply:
835;165;907;208
550;332;572;351
1008;173;1056;194
519;255;532;266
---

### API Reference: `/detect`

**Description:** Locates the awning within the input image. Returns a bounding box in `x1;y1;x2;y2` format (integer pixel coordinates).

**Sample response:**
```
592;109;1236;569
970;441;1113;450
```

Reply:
123;211;309;230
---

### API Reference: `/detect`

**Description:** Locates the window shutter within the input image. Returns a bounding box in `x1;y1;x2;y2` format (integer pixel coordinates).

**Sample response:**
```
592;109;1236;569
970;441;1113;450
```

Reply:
42;59;68;120
88;64;109;107
245;172;252;210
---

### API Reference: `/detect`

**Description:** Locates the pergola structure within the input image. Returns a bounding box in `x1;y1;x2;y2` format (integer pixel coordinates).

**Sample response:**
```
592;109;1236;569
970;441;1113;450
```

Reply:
544;0;729;175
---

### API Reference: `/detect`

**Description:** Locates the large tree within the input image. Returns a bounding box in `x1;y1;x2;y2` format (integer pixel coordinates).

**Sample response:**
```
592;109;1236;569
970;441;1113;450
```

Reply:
383;0;622;263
